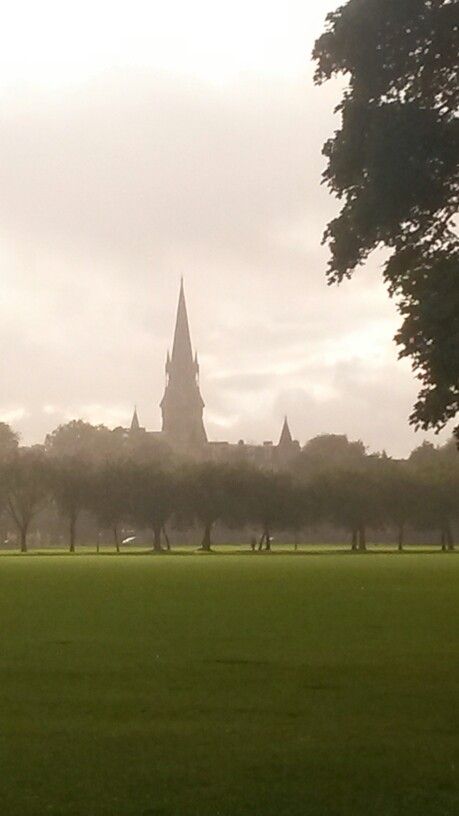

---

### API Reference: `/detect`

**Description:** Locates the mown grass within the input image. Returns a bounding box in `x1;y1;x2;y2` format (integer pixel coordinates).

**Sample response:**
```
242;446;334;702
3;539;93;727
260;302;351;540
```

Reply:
0;553;458;815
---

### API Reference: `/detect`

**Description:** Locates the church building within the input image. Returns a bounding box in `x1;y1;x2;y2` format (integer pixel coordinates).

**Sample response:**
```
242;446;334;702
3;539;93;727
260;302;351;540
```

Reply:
129;280;300;466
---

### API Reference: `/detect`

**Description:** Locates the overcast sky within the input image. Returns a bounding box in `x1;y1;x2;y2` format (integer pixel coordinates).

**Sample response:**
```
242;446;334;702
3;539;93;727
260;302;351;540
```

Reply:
0;0;452;456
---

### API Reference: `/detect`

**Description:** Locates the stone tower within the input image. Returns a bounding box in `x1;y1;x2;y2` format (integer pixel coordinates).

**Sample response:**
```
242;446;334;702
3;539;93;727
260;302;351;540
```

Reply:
160;280;207;448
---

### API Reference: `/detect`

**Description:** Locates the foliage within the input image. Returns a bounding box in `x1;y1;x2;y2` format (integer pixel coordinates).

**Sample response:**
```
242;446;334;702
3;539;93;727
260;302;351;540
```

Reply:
408;438;459;547
0;423;19;461
293;433;366;477
50;456;93;552
88;458;132;551
3;448;51;552
126;462;179;551
246;468;304;550
0;421;457;551
180;461;248;550
313;0;459;435
45;420;121;461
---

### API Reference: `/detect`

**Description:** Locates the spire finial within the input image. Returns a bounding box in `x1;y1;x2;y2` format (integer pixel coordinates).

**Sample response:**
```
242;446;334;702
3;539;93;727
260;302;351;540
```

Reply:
170;277;193;369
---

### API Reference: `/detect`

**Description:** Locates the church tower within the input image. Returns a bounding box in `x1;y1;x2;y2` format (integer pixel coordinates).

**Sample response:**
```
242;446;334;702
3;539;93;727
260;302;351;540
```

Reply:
160;280;207;448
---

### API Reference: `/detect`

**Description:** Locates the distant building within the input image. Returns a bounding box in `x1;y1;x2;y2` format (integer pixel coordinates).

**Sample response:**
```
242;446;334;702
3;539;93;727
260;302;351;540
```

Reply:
128;280;300;466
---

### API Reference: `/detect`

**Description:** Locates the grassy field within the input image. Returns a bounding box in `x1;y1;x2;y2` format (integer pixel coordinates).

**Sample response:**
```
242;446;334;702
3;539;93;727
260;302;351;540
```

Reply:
0;553;458;816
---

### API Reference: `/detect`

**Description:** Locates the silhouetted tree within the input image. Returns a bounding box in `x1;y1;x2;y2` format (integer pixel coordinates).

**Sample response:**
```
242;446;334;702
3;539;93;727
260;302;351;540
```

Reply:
376;456;423;550
88;459;131;552
0;423;19;461
127;463;178;551
4;449;51;552
181;462;244;551
293;434;366;478
45;420;122;461
0;424;19;543
314;1;459;436
247;469;299;551
50;456;92;552
312;463;382;551
409;439;459;550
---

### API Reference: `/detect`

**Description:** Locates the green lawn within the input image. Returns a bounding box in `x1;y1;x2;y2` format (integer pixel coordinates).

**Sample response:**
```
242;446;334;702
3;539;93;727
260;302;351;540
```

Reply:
0;553;458;816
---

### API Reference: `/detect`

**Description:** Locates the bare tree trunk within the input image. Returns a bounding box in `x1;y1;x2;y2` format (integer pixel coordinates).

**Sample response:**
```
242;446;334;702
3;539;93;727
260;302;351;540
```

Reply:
69;515;76;553
351;529;358;551
264;526;271;551
258;532;265;551
441;528;447;552
162;526;171;551
20;526;28;553
153;526;163;552
113;525;120;553
397;523;404;552
358;525;366;551
201;523;212;551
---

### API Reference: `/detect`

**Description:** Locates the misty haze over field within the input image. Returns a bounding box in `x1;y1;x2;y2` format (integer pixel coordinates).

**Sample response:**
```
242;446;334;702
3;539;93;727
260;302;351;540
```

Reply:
0;0;452;456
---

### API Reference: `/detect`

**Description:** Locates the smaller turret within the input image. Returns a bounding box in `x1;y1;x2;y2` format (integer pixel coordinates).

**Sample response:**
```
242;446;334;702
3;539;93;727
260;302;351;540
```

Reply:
276;416;300;466
130;406;141;433
278;416;293;447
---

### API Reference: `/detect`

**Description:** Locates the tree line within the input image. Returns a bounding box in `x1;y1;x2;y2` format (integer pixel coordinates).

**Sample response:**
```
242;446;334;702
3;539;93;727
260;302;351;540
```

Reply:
0;420;457;553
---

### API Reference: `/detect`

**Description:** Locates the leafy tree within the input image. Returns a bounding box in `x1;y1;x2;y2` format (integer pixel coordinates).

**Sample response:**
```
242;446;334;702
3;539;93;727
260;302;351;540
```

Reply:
314;0;459;435
409;438;459;549
376;456;423;550
50;456;92;552
0;424;19;543
0;423;19;461
88;459;131;552
4;449;51;552
311;461;382;550
293;434;366;477
247;469;300;551
45;420;121;461
180;462;244;551
127;463;178;552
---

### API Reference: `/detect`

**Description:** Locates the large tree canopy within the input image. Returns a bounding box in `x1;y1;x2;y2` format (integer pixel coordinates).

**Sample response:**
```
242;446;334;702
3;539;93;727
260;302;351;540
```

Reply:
313;0;459;436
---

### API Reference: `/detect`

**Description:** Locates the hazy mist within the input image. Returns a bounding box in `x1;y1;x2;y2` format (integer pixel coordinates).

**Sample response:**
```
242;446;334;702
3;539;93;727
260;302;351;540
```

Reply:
0;1;452;455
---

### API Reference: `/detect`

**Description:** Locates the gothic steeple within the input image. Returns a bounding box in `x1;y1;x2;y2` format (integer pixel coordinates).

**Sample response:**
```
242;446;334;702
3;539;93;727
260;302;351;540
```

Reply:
160;280;207;447
278;416;293;447
130;406;140;432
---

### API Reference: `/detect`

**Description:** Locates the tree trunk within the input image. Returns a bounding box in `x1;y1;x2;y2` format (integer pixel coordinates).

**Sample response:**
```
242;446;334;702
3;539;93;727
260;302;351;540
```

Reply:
69;515;76;553
162;526;171;551
358;525;366;551
351;529;358;551
446;523;455;551
441;528;447;552
20;527;27;553
201;523;212;551
258;532;265;551
397;523;404;552
264;526;271;551
153;526;163;552
113;525;120;553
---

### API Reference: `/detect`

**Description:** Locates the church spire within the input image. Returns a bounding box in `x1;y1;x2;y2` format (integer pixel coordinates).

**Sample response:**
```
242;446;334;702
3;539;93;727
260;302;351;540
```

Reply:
170;277;194;372
160;280;207;447
130;406;140;432
278;416;293;447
